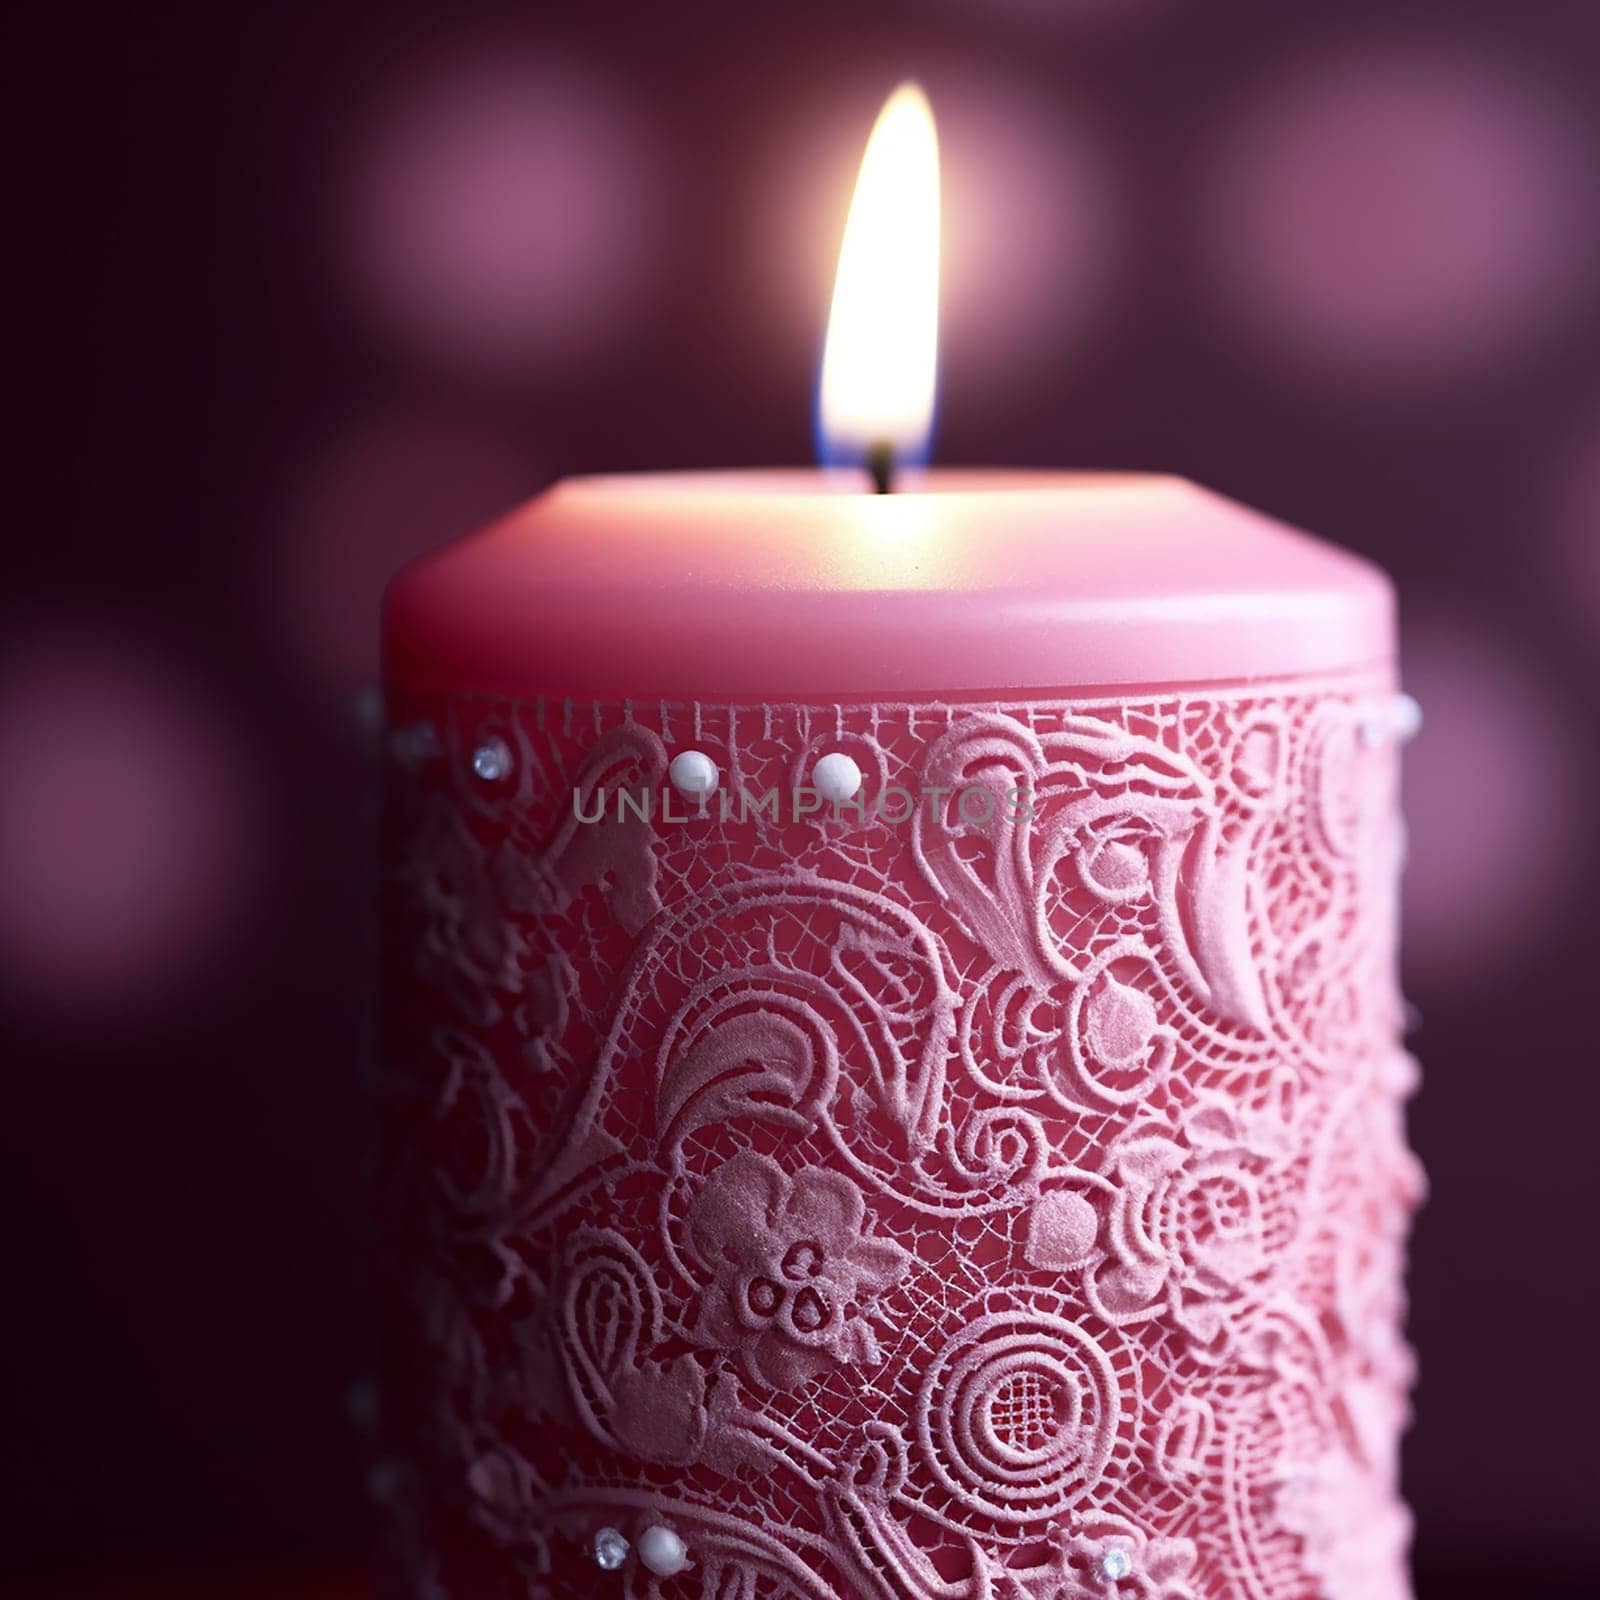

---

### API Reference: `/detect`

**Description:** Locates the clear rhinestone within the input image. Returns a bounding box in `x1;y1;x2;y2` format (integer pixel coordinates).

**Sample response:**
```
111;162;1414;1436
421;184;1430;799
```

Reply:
1100;1547;1133;1581
472;738;511;783
592;1526;629;1571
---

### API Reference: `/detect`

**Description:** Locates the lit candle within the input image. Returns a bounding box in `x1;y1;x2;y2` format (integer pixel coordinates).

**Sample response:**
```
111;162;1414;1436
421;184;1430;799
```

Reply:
379;84;1421;1600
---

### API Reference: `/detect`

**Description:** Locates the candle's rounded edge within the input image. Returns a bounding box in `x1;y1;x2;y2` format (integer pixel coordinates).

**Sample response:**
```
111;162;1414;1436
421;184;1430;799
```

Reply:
382;470;1397;701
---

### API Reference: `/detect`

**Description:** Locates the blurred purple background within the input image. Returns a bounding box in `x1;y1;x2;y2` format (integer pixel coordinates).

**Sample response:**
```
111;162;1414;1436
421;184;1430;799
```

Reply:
4;0;1597;1591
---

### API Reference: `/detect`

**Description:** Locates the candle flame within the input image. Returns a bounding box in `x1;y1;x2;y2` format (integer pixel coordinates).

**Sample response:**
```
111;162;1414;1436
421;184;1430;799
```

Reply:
818;83;940;477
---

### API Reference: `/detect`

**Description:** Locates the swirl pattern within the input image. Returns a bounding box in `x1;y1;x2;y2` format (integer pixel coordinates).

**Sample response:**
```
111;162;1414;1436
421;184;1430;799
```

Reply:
916;1290;1129;1525
377;679;1419;1600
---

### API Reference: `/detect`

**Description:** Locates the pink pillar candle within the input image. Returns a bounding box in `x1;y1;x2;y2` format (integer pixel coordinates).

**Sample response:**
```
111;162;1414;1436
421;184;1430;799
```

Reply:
378;470;1421;1600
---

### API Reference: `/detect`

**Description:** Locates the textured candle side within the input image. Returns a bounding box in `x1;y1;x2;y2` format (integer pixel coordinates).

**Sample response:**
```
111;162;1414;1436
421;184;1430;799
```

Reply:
376;677;1421;1600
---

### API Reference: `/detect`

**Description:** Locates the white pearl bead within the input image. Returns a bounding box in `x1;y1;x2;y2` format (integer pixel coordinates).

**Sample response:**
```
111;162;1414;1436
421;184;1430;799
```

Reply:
812;751;863;803
669;749;719;799
1358;692;1423;749
1391;692;1423;744
637;1524;690;1577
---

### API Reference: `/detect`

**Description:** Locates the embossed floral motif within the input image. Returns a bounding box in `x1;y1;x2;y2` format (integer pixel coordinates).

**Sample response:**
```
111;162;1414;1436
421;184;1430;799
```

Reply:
406;799;527;1027
1092;1533;1198;1600
1084;1096;1282;1357
464;1442;545;1546
397;798;582;1084
988;1522;1198;1600
430;1027;531;1223
1074;817;1161;903
915;712;1277;1036
1147;1394;1215;1488
685;1149;910;1389
609;1352;719;1466
556;1229;698;1456
1023;1189;1101;1271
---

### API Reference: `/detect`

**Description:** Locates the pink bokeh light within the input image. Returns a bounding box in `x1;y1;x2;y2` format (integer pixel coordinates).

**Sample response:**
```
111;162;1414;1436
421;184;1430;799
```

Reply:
0;634;261;1021
937;75;1123;413
1400;615;1588;983
276;413;539;690
348;53;667;376
1200;42;1593;385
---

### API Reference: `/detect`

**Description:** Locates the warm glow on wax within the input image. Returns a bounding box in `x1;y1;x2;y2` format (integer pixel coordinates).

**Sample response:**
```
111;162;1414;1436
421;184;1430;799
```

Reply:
818;83;941;475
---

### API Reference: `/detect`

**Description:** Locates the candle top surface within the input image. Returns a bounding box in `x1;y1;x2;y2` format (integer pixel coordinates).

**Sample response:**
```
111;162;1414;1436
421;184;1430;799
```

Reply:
383;470;1394;699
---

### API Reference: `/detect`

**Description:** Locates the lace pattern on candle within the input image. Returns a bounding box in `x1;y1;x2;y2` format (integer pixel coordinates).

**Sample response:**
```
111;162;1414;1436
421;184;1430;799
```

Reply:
377;680;1421;1600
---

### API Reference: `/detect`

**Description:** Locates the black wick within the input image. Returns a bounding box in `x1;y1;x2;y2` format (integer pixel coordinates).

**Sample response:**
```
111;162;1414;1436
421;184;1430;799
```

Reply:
865;439;896;495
